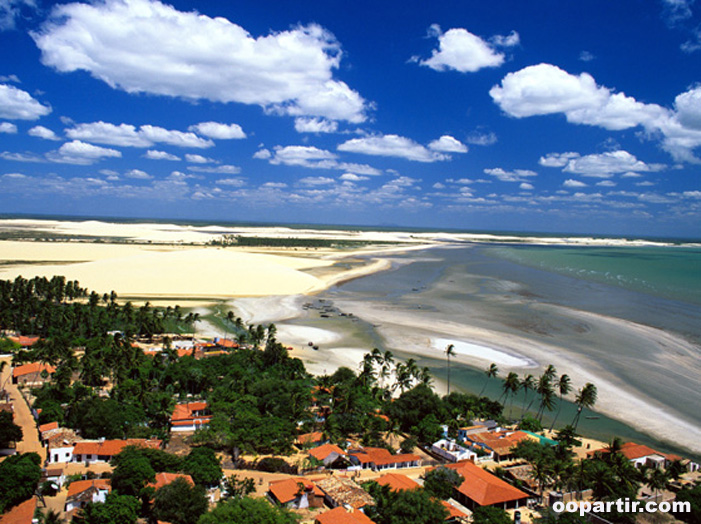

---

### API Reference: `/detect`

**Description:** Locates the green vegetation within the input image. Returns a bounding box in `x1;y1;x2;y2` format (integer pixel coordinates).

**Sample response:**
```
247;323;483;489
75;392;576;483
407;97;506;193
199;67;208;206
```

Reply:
207;234;379;248
0;410;23;448
674;484;701;524
472;506;512;524
0;452;42;513
197;496;299;524
364;482;449;524
422;466;464;500
75;492;139;524
152;477;209;524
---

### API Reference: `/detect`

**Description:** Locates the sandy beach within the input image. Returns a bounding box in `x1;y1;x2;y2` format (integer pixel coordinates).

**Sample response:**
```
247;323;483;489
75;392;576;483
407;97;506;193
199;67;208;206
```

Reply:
1;218;699;457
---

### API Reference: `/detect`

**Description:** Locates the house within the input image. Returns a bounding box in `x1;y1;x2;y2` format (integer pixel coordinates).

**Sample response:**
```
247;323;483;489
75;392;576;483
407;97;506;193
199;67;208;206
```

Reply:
0;496;37;524
268;477;325;509
71;439;162;465
309;443;349;468
375;473;420;492
38;421;59;434
588;442;689;470
170;402;212;432
442;461;529;510
316;476;375;510
43;467;66;490
8;335;40;348
213;338;238;349
149;472;194;491
45;428;81;464
12;362;55;385
464;430;532;462
440;500;469;523
348;447;422;471
431;439;481;463
315;506;376;524
296;431;328;448
65;479;111;513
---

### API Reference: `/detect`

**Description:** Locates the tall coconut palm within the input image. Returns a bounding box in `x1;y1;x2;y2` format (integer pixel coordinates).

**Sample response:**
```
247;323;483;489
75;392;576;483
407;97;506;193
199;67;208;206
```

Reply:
572;383;598;430
646;468;670;502
519;374;536;419
543;364;557;382
479;363;498;397
502;372;520;420
445;344;456;395
550;374;573;431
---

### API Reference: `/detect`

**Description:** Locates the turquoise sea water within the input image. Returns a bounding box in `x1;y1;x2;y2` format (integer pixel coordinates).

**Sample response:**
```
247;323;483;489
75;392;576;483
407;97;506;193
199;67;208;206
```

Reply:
484;245;701;307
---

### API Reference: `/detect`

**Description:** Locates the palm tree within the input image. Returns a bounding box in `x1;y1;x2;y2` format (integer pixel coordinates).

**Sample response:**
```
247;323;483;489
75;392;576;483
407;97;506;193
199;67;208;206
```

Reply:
572;383;598;430
550;374;572;431
519;374;535;419
501;372;520;420
479;363;498;397
445;344;456;395
418;366;433;387
646;468;670;502
543;364;557;382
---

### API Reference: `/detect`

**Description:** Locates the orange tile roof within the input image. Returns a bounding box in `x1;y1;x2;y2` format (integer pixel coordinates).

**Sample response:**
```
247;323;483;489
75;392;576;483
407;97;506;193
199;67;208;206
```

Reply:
9;336;40;347
215;339;238;348
444;461;528;506
315;506;376;524
72;439;161;457
309;443;346;462
441;500;468;520
39;421;59;433
12;362;56;378
171;402;210;423
0;497;36;524
469;430;530;455
269;477;324;504
67;479;111;498
149;472;194;491
297;431;325;445
349;447;421;466
375;473;420;492
618;442;666;460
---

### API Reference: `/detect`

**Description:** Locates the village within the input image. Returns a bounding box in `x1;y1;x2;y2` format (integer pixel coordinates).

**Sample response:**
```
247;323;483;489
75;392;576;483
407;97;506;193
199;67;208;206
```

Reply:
2;330;699;524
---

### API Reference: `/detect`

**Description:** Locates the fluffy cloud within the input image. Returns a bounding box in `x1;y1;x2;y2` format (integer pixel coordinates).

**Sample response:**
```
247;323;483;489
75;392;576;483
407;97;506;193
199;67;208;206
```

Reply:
28;125;60;140
519;182;534;190
33;0;367;123
484;167;537;182
188;121;246;139
125;168;151;179
0;122;17;133
215;178;245;186
339;173;369;182
338;134;450;162
294;117;338;133
539;152;580;167
185;154;216;164
491;64;701;162
0;0;35;30
418;24;514;73
299;176;335;186
144;150;180;161
66;121;213;148
563;179;588;188
562;151;666;178
427;135;468;153
188;165;241;174
48;140;121;165
262;145;382;175
0;83;51;120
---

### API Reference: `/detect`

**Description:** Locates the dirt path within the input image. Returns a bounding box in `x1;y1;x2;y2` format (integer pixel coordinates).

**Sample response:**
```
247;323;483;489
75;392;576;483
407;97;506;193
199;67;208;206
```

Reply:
0;356;46;462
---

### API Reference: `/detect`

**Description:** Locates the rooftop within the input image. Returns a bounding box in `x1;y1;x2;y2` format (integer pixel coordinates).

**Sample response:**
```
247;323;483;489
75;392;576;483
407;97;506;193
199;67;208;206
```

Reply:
444;461;529;506
315;506;376;524
316;476;375;509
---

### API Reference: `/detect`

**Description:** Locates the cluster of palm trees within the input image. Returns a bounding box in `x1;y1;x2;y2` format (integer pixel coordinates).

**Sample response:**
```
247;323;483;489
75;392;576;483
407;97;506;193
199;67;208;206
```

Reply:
358;348;433;397
475;360;597;430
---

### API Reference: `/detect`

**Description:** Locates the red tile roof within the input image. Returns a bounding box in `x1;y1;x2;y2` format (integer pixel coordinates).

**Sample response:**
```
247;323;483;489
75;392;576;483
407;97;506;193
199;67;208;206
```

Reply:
349;447;421;466
149;472;194;491
375;473;420;492
309;443;346;462
67;479;111;498
444;461;528;506
441;500;468;520
468;430;530;455
8;336;40;347
39;421;59;433
315;506;376;524
12;362;56;378
297;431;325;445
170;402;211;424
268;477;324;504
0;497;36;524
72;439;161;457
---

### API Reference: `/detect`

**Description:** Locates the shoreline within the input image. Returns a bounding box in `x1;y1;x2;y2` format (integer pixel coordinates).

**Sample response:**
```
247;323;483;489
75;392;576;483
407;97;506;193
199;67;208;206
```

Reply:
1;218;700;457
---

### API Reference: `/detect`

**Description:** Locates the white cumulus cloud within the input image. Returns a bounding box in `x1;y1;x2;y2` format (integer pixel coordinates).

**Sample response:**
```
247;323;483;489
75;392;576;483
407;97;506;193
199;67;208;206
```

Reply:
66;121;213;148
0;83;51;120
338;134;449;162
48;140;121;165
563;179;588;188
294;117;338;133
427;135;468;153
33;0;367;122
144;149;180;161
0;122;17;133
484;167;537;182
419;24;512;73
28;125;60;140
189;121;246;139
562;150;666;178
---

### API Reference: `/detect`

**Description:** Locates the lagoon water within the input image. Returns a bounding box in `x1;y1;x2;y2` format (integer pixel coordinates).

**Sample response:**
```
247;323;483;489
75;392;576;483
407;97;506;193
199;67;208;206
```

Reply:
314;243;701;457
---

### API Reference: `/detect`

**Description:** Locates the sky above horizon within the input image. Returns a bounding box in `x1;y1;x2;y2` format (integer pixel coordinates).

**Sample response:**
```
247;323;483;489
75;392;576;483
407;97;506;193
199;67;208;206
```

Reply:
1;0;700;237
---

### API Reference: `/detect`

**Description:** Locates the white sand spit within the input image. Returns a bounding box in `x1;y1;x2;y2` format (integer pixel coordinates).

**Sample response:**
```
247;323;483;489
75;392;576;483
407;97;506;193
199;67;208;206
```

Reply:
431;337;535;367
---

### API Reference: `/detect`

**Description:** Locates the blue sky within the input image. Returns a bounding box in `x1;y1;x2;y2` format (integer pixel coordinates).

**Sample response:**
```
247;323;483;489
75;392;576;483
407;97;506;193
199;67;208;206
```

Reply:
1;0;700;236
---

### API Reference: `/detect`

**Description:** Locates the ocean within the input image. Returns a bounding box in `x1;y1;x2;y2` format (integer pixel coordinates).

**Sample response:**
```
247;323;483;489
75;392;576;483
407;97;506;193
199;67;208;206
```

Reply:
310;242;701;458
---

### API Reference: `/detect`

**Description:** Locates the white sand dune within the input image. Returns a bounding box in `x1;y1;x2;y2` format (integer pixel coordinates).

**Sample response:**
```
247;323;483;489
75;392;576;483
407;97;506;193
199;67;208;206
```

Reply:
431;337;536;368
